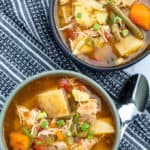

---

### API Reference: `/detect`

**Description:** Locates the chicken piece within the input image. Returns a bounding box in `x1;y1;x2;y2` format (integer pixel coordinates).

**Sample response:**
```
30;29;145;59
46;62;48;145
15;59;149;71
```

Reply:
90;118;115;135
83;30;99;37
37;89;70;118
80;138;98;150
77;99;99;123
9;132;30;150
54;142;68;150
77;99;98;114
72;89;90;102
71;138;98;150
115;35;144;57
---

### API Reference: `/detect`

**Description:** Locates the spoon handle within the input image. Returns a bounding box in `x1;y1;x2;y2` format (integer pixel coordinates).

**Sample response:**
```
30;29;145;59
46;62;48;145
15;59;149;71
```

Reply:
120;123;128;139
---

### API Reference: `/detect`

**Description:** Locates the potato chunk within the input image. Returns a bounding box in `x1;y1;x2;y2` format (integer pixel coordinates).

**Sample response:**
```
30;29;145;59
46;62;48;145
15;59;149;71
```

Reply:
96;12;108;25
37;89;70;118
115;35;144;57
72;89;90;102
90;118;115;135
75;6;95;27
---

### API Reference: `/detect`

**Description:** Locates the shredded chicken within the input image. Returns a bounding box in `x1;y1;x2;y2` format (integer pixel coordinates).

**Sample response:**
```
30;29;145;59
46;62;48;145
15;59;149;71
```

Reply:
54;142;68;150
62;118;73;131
31;124;40;136
83;30;99;37
81;138;98;150
38;128;58;137
17;106;29;124
17;106;40;125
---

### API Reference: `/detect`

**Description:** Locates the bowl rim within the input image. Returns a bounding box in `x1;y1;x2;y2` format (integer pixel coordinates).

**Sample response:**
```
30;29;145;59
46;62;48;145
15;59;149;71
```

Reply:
0;70;120;150
48;0;150;71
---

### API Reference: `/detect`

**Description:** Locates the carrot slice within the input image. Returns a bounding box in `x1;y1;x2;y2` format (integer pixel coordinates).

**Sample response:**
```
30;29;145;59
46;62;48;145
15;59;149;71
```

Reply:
130;4;150;30
9;132;30;150
56;130;64;141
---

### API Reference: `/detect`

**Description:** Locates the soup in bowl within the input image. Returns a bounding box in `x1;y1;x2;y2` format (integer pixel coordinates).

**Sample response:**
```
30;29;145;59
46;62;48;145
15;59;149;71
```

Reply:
50;0;150;70
0;71;120;150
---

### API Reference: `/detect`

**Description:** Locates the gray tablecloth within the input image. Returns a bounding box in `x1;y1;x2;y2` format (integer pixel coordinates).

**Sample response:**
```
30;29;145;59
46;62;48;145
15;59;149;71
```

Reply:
0;0;149;149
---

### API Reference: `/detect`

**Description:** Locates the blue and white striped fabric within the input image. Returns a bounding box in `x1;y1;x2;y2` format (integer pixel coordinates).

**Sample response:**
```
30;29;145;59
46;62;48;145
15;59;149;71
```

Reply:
0;0;149;149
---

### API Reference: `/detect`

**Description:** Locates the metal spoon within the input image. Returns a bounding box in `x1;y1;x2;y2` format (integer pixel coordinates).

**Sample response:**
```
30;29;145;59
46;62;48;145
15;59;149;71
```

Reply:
118;74;149;139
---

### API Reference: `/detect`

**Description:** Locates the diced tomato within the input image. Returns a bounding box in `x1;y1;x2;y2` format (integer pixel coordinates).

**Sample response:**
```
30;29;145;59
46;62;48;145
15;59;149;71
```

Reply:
33;145;45;150
59;78;72;92
33;137;45;150
66;29;76;40
104;31;113;41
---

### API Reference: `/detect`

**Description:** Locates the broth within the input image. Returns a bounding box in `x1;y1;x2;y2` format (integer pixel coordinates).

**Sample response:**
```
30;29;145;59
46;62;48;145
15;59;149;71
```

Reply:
4;76;116;150
57;0;150;67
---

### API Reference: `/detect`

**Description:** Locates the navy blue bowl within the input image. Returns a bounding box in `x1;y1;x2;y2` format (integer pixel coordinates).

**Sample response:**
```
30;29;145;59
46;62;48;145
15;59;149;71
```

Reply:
48;0;150;71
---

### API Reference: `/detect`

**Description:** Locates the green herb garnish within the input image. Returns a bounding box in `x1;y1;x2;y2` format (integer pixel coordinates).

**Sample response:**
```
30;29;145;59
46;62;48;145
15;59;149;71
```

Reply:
22;127;33;146
56;120;65;127
41;120;48;129
77;12;82;19
93;23;101;31
80;123;90;132
22;127;31;137
37;112;47;120
88;132;94;140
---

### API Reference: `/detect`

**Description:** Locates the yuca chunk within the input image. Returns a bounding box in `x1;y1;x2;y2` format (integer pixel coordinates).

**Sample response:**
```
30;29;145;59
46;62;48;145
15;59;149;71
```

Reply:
37;89;70;118
90;118;115;135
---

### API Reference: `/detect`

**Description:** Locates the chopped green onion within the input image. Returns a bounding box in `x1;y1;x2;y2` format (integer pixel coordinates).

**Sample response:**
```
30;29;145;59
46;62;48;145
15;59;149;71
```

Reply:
80;123;90;132
41;120;48;129
121;29;129;37
77;12;82;19
37;141;43;145
37;112;47;120
107;18;113;25
22;127;33;146
73;113;80;124
66;130;72;137
88;132;94;140
85;38;94;46
93;23;101;31
56;120;65;127
22;127;31;137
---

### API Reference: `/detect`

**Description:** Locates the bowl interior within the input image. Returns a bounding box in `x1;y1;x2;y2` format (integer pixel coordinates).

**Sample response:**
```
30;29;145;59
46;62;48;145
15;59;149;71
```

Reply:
0;71;120;150
50;0;150;71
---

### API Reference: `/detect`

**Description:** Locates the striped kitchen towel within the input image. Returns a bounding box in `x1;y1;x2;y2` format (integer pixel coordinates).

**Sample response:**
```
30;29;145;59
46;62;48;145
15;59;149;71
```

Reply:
0;0;149;149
